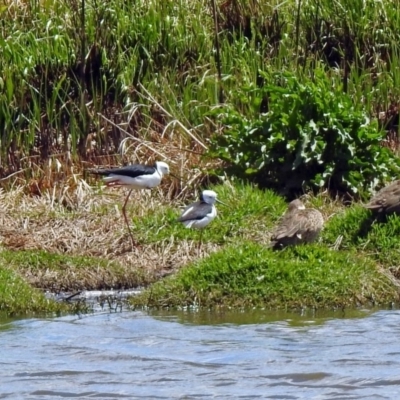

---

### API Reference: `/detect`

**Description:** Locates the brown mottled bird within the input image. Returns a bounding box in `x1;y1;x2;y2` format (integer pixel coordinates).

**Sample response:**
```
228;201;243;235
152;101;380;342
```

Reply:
270;199;324;249
364;180;400;215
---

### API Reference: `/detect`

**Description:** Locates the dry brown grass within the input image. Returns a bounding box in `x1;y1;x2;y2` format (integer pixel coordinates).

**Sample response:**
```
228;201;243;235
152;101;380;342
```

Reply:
0;177;223;290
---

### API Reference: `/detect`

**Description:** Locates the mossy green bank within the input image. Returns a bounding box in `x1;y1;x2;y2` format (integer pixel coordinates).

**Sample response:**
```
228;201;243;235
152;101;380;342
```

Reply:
129;184;400;310
0;248;152;316
2;183;400;315
0;267;69;317
130;242;397;310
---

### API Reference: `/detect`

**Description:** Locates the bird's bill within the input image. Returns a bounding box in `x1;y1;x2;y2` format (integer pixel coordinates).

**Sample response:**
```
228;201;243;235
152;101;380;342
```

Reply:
169;172;181;180
216;198;228;206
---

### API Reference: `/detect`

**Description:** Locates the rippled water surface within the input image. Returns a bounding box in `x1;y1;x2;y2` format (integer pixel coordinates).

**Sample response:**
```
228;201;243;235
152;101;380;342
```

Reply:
2;307;400;399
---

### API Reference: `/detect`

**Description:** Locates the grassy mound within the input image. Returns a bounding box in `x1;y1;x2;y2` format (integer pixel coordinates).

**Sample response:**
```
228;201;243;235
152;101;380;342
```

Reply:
0;249;151;292
128;185;400;310
0;267;70;316
129;241;399;310
321;204;400;280
130;183;286;244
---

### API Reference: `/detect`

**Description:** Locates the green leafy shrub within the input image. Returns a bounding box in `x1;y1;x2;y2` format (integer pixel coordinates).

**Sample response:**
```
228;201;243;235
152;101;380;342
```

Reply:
210;70;400;196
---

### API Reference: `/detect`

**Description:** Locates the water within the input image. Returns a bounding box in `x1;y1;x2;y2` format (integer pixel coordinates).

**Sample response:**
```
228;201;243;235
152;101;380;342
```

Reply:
1;307;400;399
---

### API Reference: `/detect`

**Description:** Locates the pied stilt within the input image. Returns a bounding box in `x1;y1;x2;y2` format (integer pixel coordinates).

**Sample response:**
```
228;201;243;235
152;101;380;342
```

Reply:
178;190;226;247
89;161;170;247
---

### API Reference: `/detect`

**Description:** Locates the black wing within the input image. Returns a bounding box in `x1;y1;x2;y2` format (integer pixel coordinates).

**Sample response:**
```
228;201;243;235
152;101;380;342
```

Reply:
177;201;212;222
90;164;156;178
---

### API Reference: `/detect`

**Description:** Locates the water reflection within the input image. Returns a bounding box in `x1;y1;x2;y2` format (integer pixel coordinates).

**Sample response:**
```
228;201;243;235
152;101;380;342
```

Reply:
148;307;379;327
1;308;400;399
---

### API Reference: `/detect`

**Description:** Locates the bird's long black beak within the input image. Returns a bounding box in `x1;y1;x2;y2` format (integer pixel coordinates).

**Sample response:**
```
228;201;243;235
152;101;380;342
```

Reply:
170;173;188;187
216;198;228;206
169;173;180;180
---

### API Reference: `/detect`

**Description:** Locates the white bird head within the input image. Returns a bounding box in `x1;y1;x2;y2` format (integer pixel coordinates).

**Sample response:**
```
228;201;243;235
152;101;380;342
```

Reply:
200;190;227;206
155;161;170;176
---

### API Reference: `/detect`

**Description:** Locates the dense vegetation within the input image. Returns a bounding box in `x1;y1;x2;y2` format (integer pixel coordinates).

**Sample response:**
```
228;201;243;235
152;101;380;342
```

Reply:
2;0;400;194
210;70;400;196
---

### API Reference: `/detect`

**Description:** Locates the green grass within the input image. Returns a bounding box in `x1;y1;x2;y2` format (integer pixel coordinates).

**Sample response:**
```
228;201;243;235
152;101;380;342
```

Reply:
130;241;398;310
0;249;150;292
3;0;400;315
0;267;70;316
130;183;287;244
0;247;154;316
322;204;372;249
322;206;400;267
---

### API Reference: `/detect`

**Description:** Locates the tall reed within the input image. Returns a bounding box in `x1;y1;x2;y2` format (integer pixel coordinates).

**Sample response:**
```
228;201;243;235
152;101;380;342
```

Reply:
1;0;400;181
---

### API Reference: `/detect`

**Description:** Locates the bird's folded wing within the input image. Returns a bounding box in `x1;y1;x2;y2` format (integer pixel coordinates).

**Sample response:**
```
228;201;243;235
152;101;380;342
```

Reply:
178;202;210;222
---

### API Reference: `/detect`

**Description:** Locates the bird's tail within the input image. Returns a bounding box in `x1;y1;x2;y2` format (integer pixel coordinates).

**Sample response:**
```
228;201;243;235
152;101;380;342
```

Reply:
268;240;284;250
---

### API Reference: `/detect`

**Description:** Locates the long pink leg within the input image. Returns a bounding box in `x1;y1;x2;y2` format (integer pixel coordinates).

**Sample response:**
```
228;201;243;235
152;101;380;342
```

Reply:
121;189;136;248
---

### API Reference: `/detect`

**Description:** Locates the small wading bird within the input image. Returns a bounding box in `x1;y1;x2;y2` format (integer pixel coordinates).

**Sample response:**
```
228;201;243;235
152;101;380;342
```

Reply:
364;180;400;215
270;199;324;249
89;161;170;248
178;190;227;247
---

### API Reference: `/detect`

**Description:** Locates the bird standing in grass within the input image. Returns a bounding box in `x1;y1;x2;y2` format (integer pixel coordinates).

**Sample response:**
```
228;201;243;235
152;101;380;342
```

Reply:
178;190;226;246
364;180;400;215
270;199;324;249
89;161;170;248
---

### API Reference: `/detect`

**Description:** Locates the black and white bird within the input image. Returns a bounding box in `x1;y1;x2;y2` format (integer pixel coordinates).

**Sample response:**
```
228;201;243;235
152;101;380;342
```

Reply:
89;161;170;247
178;190;226;245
